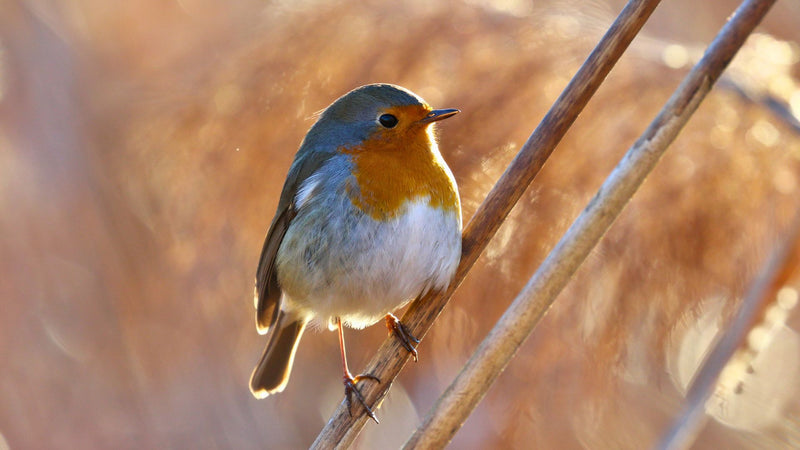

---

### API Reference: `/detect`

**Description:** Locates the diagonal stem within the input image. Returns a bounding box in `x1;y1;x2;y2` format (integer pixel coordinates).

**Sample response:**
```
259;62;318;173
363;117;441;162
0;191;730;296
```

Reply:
658;210;800;449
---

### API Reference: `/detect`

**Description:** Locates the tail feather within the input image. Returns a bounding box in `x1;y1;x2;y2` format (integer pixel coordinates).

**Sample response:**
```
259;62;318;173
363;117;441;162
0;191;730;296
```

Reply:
250;311;308;398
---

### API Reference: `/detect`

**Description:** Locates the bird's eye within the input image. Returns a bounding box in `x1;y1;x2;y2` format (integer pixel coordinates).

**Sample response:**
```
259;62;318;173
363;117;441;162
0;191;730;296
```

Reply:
378;114;398;128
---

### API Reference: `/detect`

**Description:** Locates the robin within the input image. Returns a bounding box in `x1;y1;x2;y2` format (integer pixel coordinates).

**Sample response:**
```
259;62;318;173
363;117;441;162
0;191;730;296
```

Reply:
249;83;461;422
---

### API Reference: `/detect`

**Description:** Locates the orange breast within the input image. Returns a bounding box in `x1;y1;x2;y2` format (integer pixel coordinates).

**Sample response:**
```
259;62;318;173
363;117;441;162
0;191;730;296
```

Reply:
341;126;458;220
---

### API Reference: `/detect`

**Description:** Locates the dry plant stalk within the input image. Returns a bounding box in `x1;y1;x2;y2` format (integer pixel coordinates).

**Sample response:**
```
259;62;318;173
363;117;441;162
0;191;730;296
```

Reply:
405;0;778;448
311;0;662;447
659;211;800;449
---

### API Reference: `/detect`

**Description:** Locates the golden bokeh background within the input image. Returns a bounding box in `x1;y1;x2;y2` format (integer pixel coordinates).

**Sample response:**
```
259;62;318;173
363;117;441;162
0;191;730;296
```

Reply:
2;0;800;448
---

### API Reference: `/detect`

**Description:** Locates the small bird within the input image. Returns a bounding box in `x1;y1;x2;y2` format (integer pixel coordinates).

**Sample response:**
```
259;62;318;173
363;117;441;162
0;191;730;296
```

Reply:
250;83;462;421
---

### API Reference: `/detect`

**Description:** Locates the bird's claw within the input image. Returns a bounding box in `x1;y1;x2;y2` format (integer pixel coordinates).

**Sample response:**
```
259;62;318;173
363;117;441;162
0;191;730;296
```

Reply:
386;313;420;362
343;372;381;424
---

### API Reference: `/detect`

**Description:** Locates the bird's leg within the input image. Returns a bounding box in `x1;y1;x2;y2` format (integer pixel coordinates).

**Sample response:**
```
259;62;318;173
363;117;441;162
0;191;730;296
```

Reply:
385;313;420;362
336;317;380;424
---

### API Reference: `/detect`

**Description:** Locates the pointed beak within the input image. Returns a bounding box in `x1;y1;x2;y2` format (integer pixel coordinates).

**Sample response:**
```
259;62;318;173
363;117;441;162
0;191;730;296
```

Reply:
420;108;460;124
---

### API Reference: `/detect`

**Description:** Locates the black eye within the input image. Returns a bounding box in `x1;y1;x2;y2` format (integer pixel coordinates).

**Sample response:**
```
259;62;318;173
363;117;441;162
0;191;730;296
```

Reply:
378;114;398;128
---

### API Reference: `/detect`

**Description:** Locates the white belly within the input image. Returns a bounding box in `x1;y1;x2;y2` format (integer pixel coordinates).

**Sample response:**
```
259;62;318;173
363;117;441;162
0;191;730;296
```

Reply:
277;198;461;329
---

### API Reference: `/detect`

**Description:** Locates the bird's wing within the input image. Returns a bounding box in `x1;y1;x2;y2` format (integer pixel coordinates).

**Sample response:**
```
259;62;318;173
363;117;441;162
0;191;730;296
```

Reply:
254;202;295;334
254;147;333;334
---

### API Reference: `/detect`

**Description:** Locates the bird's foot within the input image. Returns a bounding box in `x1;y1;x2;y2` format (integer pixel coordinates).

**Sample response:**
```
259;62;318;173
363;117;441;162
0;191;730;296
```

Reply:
385;313;420;362
343;372;381;424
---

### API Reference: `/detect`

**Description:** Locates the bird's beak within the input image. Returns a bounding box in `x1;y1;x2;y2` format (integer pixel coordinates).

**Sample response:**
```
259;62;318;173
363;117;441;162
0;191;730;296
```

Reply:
420;108;460;123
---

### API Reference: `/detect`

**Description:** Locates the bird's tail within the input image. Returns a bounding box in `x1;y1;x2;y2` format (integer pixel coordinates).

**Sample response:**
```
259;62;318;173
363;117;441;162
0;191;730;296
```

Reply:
249;311;308;398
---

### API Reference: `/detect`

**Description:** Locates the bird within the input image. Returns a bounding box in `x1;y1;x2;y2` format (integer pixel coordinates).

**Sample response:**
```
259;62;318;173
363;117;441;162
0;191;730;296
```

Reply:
249;83;462;422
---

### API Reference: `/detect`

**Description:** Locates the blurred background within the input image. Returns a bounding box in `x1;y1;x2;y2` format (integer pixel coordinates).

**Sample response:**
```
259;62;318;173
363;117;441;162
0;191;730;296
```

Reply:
2;0;800;448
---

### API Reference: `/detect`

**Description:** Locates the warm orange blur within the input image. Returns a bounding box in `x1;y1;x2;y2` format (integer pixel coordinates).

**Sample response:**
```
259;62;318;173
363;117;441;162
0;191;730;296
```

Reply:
2;0;799;448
